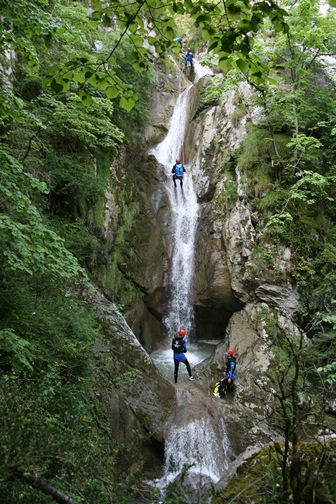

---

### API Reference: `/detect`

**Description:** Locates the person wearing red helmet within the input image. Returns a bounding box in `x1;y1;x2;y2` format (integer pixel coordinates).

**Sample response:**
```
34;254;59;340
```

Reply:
214;348;236;398
171;157;186;189
171;328;194;383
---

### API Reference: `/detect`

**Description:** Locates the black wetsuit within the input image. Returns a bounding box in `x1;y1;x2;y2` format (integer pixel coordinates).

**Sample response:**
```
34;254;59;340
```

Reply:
172;163;186;188
219;356;236;397
172;335;192;383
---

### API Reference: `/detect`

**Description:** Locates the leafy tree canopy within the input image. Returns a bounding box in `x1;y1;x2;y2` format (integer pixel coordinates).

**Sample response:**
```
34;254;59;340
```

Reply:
0;0;291;113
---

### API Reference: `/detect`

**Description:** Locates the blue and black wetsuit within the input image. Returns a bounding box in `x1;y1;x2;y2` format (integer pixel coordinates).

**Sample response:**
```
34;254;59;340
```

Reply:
185;50;193;69
172;163;186;188
219;356;236;397
172;335;192;383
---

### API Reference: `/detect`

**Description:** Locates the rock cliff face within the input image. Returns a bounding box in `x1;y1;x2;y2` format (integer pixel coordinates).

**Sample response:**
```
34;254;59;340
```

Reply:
83;286;175;474
94;60;304;464
180;76;303;443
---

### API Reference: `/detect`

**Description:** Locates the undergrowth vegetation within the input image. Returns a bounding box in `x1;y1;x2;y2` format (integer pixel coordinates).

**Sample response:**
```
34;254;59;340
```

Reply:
212;441;336;504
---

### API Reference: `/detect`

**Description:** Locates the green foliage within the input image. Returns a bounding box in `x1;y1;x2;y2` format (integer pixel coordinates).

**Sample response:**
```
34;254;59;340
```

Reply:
37;91;124;149
231;103;246;128
0;0;60;71
114;369;142;388
318;362;336;384
238;126;276;171
0;0;290;116
1;1;336;502
0;328;34;373
107;36;155;137
290;170;332;206
212;441;336;504
216;174;238;213
59;218;100;268
0;270;145;503
203;74;228;102
265;212;293;237
231;0;336;328
0;273;96;377
0;148;87;280
286;134;323;173
0;373;117;503
310;309;336;385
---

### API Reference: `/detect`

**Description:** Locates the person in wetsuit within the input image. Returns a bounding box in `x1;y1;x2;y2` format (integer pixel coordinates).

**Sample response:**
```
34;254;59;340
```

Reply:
172;157;186;188
217;348;236;397
172;328;194;383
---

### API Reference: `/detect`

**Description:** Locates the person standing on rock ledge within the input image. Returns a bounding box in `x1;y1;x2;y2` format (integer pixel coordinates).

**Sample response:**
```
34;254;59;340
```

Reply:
172;328;194;383
214;348;236;398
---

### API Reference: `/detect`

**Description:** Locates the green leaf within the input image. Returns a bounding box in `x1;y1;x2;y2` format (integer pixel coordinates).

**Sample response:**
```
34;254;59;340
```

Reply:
90;10;102;20
218;57;232;71
45;64;60;76
102;14;111;27
235;58;249;72
129;34;143;46
80;93;93;106
105;86;119;99
227;4;242;20
42;75;54;87
91;0;103;10
119;96;135;111
96;79;109;90
72;71;86;84
50;79;64;93
107;56;117;66
202;29;211;42
164;26;175;40
0;329;34;372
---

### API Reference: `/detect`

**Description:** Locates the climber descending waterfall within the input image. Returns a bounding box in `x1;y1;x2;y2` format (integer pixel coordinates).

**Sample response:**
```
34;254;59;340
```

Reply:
149;59;211;340
171;157;186;189
149;80;197;339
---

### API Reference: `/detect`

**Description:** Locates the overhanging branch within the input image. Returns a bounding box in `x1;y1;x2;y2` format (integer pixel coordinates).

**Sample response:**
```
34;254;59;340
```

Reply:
9;467;80;504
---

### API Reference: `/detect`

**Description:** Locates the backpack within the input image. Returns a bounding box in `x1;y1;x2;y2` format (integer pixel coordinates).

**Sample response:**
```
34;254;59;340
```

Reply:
173;337;185;353
175;163;184;176
213;382;221;395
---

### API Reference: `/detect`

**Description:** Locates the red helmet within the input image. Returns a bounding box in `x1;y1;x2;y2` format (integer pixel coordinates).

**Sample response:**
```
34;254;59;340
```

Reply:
176;157;181;162
226;348;234;356
183;39;187;43
178;329;186;336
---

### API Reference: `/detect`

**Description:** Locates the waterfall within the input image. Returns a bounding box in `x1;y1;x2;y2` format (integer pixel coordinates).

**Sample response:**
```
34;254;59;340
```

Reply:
151;395;233;498
149;61;211;340
163;417;231;484
148;61;233;497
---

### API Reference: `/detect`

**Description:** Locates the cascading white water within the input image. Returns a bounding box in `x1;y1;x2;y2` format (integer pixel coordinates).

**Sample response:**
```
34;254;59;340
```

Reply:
149;62;210;340
149;60;217;374
163;417;231;484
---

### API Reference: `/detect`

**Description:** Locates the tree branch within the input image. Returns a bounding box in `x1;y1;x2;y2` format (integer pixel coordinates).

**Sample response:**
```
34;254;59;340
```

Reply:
9;467;80;504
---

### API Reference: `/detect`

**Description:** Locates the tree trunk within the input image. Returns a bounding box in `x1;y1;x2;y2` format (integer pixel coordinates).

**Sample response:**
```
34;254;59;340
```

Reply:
9;467;80;504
